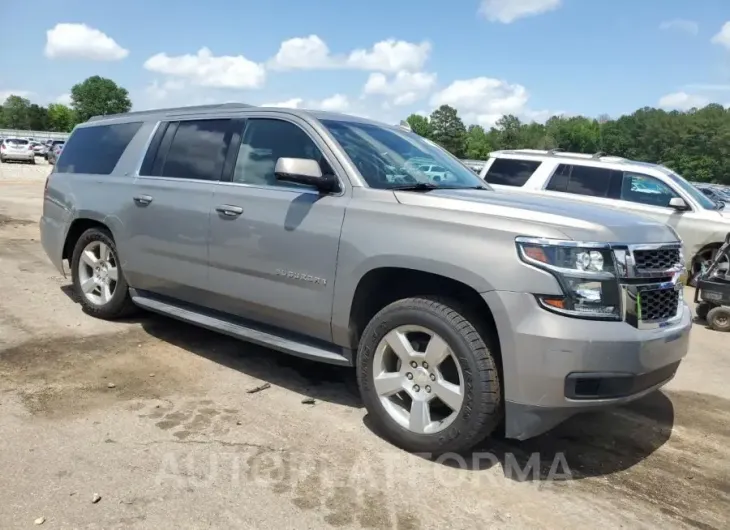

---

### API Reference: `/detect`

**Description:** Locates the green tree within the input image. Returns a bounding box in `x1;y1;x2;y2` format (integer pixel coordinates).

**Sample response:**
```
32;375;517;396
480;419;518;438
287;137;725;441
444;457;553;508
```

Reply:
47;104;78;132
28;104;49;131
70;76;132;122
1;95;32;129
429;105;467;157
464;125;493;159
406;114;432;138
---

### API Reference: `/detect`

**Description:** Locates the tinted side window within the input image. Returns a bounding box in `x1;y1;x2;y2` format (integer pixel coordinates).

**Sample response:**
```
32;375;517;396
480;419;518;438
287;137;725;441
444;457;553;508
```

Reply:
484;158;541;187
546;164;571;191
565;165;615;197
139;122;169;176
56;122;142;175
158;119;232;181
620;172;678;207
233;119;326;188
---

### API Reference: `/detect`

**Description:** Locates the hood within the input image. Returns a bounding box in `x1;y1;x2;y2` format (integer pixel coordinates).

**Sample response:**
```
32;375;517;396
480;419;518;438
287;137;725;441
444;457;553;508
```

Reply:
394;189;679;244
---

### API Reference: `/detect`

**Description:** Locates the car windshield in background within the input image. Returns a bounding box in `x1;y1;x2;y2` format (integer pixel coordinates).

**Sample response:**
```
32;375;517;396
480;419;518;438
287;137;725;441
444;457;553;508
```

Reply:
658;166;720;210
6;139;29;146
320;119;490;190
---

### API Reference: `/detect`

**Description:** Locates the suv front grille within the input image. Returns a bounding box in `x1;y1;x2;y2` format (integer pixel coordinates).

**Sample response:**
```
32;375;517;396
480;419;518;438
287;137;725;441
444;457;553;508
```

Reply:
633;248;681;272
639;287;680;321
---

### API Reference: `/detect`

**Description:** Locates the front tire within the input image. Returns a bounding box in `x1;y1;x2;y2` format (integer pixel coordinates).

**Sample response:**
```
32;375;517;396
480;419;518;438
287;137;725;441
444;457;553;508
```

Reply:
71;228;136;319
357;297;502;455
707;306;730;332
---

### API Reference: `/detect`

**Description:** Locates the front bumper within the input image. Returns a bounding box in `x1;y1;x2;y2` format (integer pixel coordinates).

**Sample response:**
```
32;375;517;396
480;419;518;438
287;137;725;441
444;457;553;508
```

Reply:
484;290;692;440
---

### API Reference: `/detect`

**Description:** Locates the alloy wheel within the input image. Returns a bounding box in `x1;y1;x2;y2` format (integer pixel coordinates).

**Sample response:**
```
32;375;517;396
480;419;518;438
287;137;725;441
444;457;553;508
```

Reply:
372;325;464;435
77;240;119;305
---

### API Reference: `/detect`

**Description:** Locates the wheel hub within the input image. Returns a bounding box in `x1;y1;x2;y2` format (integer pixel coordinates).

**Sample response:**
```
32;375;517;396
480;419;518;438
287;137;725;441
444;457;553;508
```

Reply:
413;367;430;386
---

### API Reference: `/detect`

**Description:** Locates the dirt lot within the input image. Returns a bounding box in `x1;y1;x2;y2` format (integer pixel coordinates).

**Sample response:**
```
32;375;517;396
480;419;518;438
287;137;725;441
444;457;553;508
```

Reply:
1;160;729;529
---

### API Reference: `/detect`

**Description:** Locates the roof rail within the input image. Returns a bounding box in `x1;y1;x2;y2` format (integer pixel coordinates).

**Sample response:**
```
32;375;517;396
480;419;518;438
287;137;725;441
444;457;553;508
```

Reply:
547;148;565;155
592;151;607;159
87;102;256;122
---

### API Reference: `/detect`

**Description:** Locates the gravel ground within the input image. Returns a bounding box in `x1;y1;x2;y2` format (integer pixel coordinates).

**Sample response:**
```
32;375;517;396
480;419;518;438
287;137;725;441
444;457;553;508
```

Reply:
1;159;729;529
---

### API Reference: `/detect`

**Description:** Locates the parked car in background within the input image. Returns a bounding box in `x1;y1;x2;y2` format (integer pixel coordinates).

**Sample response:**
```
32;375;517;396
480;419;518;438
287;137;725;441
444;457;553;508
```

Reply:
46;142;64;165
44;140;65;160
30;142;46;156
480;149;730;284
0;137;36;164
40;103;691;454
696;183;730;204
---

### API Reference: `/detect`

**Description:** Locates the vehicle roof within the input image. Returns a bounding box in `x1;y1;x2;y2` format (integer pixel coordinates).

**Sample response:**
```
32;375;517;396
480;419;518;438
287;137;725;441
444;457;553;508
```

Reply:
83;102;398;131
489;148;671;173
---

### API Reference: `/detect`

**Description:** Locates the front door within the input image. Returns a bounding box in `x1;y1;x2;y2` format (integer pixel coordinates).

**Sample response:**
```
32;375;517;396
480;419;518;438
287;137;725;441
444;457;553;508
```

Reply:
207;117;348;342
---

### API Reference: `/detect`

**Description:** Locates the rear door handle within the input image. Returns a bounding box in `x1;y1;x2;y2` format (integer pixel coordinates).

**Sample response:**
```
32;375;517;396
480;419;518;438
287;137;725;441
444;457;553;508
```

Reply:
216;204;244;217
133;195;153;206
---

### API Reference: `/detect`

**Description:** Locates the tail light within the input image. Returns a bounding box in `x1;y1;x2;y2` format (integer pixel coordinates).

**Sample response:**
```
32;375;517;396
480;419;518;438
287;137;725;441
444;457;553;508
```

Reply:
0;144;5;151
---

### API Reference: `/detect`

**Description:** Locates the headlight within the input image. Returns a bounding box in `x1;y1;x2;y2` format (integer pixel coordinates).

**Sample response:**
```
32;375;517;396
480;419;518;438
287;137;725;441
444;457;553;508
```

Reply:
516;237;621;320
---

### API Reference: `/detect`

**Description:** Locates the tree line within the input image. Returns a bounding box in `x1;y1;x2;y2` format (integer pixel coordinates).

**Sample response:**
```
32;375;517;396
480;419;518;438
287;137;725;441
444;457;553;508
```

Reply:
407;103;730;185
0;76;131;133
3;74;728;185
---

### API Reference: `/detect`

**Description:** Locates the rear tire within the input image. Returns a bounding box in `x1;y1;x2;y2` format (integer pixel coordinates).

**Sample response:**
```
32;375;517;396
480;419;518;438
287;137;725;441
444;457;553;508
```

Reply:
707;306;730;332
357;296;502;455
71;228;137;319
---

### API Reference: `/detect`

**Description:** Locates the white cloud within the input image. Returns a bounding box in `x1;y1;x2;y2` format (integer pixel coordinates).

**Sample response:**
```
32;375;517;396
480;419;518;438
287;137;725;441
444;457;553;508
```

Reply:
268;35;430;72
261;97;305;108
660;19;699;35
711;21;730;50
44;23;128;61
478;0;561;24
430;77;538;127
345;40;431;72
262;94;350;113
0;90;32;103
267;35;333;70
145;79;186;100
658;91;710;110
144;48;266;89
317;94;350;112
55;93;72;106
363;71;437;105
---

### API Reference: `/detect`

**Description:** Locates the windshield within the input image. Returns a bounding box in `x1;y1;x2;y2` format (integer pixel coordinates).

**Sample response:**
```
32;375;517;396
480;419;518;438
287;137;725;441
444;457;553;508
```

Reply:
6;139;29;146
320;119;490;190
657;166;720;210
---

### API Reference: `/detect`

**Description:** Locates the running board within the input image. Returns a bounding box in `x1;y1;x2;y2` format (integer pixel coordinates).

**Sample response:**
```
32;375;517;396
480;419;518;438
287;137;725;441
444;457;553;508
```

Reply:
130;291;352;366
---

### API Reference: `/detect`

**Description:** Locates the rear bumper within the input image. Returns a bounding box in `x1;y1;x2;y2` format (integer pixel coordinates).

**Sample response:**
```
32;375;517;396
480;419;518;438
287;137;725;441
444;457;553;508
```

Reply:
2;152;34;161
40;213;68;277
483;290;692;440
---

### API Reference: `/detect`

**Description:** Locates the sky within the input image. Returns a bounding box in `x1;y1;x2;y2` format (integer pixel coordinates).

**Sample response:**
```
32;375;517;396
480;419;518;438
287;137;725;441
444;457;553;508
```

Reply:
1;0;729;128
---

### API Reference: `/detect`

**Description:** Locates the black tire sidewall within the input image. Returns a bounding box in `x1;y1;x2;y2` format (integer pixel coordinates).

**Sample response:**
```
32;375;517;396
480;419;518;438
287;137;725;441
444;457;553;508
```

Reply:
696;302;711;321
71;228;132;318
357;299;500;454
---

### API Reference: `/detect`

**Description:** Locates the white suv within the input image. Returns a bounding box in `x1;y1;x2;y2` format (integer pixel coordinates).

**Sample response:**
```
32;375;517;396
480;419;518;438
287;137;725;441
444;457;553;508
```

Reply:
479;149;730;282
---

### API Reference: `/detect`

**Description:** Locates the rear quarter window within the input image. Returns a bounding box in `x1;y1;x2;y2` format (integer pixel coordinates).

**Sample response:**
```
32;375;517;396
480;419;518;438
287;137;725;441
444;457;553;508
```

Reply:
56;121;143;175
484;158;541;186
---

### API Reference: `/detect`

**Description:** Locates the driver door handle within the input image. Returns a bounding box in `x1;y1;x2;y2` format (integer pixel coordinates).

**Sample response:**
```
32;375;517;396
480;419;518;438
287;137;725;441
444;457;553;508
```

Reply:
133;194;153;206
216;204;244;217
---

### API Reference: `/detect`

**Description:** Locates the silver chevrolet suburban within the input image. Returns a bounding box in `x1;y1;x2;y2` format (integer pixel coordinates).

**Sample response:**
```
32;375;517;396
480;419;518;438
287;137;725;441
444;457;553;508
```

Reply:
40;103;692;454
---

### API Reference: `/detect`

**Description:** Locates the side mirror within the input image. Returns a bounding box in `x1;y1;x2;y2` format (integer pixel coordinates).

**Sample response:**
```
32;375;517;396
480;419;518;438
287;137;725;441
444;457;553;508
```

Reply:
275;157;337;193
668;197;690;211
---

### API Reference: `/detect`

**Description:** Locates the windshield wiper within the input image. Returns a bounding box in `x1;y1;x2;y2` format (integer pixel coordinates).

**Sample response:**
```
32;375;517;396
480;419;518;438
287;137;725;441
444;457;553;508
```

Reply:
388;183;440;192
388;183;489;192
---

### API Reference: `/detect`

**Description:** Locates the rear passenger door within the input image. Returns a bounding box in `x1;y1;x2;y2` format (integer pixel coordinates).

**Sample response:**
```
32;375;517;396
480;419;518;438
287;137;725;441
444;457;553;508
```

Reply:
123;118;235;303
206;117;348;342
